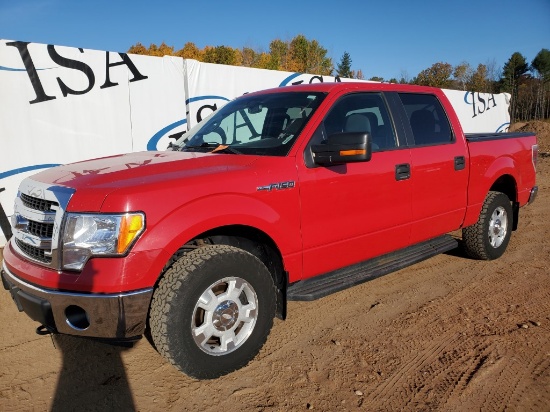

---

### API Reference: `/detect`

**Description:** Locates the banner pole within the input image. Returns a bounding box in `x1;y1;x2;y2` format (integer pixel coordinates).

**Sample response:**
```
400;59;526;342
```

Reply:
0;188;13;241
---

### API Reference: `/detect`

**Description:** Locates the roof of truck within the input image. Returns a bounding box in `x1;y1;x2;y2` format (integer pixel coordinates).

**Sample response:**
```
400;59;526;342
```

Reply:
246;81;444;96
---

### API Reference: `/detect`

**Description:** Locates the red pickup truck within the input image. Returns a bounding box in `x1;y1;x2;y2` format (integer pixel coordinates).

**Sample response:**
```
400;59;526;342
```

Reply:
2;82;538;379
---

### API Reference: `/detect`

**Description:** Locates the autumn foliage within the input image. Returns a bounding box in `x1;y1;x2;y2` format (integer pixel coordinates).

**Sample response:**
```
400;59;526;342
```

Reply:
128;38;550;121
128;35;334;76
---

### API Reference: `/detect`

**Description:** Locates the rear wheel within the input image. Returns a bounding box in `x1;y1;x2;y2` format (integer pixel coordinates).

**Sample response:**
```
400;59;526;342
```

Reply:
149;245;276;379
462;191;513;260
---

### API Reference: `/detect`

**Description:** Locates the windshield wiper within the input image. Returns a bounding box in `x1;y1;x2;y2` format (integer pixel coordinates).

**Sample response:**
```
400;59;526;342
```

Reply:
182;142;217;152
211;145;242;154
183;143;241;154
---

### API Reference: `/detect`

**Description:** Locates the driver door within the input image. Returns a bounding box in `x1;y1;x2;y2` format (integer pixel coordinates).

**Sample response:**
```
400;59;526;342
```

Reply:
297;92;413;279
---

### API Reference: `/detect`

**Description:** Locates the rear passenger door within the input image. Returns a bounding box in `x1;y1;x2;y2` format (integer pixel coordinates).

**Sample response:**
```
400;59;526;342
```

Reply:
397;93;469;244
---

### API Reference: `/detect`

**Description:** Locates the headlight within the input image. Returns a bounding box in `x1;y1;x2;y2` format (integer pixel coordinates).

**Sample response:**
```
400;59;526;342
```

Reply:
62;212;145;270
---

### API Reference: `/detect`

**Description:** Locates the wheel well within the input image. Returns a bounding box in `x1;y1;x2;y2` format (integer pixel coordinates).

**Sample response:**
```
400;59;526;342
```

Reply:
489;174;519;230
164;225;287;320
490;174;517;202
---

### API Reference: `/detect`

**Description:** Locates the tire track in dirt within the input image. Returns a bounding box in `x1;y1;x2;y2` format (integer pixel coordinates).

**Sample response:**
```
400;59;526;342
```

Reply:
360;256;550;411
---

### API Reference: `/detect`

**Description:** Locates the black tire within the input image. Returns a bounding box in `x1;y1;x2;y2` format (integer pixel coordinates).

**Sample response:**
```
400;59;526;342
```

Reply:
149;245;276;379
462;191;513;260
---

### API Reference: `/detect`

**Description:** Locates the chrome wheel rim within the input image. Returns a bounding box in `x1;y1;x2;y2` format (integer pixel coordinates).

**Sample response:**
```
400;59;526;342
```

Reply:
191;277;258;355
488;206;508;248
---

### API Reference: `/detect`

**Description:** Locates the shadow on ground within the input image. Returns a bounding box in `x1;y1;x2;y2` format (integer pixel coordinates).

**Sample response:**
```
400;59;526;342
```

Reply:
50;335;135;411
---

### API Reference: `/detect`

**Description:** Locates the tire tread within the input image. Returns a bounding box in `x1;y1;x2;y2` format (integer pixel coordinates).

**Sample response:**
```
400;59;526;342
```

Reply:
149;245;276;378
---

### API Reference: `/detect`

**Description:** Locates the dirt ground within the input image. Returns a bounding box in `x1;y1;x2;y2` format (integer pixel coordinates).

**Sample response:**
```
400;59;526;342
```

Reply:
1;125;549;411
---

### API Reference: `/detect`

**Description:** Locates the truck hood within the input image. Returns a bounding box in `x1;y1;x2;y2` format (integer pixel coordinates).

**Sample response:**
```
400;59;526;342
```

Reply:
31;151;259;211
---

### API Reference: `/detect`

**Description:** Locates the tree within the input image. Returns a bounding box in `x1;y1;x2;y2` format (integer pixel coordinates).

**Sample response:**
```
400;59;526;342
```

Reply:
484;58;501;93
127;42;148;55
254;52;271;69
415;62;453;88
147;42;174;57
267;39;290;71
306;39;333;75
532;48;550;81
336;52;352;78
467;64;489;92
369;76;384;82
350;69;365;80
501;52;529;92
398;70;411;84
453;62;472;91
288;34;332;75
531;48;550;119
240;47;256;67
203;45;238;65
500;52;529;122
175;42;203;60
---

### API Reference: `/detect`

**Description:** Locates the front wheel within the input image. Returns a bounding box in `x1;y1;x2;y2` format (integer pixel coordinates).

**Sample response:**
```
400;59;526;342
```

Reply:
462;191;513;260
149;245;276;379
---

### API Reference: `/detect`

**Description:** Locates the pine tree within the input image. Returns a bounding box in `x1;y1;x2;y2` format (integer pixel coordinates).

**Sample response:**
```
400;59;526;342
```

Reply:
531;49;550;119
500;52;529;122
337;52;352;78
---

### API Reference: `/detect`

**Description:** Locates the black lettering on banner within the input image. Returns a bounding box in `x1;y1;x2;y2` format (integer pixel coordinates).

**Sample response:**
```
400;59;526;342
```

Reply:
197;103;217;122
101;52;148;89
471;92;498;118
6;41;56;104
334;75;342;82
477;94;487;115
470;93;477;118
47;45;95;97
487;94;496;110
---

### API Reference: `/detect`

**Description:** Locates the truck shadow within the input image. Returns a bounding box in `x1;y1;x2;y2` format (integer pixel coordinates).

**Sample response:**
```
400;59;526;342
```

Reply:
50;334;136;411
444;238;469;259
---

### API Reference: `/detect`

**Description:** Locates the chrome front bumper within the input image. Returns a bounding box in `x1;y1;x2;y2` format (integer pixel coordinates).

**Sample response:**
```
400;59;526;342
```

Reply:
1;262;153;339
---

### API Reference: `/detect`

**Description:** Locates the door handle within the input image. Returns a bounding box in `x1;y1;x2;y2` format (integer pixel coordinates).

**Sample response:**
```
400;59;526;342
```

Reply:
454;156;466;171
395;163;411;181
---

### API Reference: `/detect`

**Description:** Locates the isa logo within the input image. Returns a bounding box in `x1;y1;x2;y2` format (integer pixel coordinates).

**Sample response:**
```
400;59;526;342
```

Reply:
186;95;231;129
279;73;342;87
147;95;230;150
496;123;510;133
464;91;497;118
147;118;188;151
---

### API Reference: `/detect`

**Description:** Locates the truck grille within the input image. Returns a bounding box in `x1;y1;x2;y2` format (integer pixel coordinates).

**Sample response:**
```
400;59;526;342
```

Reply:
20;193;58;212
11;181;73;269
27;219;55;238
14;238;52;264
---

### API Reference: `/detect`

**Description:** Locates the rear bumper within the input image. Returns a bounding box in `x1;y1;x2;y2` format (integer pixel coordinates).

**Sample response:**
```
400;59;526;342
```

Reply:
1;261;152;339
528;186;538;205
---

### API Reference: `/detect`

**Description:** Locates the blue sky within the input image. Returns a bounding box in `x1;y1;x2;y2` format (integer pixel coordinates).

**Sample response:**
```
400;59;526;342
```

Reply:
1;0;549;80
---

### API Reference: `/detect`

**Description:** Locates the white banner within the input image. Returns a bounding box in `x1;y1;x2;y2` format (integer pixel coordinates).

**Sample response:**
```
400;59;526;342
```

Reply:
0;41;511;246
443;89;511;133
0;40;187;245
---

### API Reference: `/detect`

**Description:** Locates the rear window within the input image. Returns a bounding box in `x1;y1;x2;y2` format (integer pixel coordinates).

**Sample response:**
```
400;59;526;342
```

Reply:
399;93;453;146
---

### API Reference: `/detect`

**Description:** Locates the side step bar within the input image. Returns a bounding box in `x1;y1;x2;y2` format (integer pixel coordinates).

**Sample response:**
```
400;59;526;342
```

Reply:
287;235;458;301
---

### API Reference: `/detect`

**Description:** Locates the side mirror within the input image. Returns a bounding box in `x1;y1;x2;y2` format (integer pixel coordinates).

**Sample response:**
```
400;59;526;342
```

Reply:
311;132;372;166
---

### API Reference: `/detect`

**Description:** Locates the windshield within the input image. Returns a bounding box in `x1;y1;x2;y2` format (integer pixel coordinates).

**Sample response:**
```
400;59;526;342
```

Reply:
173;91;326;156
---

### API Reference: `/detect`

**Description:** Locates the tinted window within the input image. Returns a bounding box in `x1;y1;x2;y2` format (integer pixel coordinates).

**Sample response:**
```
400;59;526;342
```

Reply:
316;93;397;151
399;93;453;146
